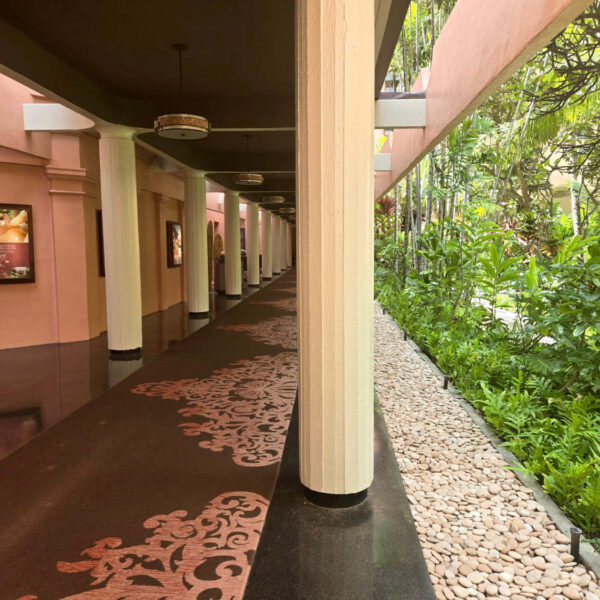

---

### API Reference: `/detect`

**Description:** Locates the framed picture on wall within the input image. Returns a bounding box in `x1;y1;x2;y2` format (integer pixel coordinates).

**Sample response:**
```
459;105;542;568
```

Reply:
96;210;105;277
166;221;183;268
0;204;35;283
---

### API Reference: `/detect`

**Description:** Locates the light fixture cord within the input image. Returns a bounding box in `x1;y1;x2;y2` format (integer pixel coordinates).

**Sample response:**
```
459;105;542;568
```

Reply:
178;46;184;101
245;134;250;173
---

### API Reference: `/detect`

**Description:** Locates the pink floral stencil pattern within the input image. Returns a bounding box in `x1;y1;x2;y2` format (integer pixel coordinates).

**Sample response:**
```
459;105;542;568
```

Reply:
132;352;298;467
251;297;296;312
217;315;297;350
18;492;268;600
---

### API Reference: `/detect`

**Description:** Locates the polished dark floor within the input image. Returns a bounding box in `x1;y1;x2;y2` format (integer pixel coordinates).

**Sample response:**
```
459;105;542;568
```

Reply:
0;277;282;461
245;402;436;600
0;271;297;600
0;270;436;599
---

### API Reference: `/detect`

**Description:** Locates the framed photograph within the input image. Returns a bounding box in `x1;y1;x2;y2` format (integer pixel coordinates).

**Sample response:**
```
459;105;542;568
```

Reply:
0;204;35;283
166;221;183;268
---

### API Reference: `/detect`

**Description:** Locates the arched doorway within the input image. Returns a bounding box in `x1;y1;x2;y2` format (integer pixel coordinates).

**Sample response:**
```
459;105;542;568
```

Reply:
207;221;213;290
213;233;224;293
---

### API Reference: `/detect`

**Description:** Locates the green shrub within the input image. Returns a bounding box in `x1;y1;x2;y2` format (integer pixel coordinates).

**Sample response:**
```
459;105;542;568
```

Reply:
376;218;600;547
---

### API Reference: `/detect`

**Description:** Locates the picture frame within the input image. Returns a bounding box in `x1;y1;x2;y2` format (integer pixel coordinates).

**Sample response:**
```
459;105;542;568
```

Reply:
166;220;183;268
0;203;35;283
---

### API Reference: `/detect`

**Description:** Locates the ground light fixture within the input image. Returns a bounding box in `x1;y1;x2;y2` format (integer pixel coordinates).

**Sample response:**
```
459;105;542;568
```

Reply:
233;135;264;185
154;44;210;140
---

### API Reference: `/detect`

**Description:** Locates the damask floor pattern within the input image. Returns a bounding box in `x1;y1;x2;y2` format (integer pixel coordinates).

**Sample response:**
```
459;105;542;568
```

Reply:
0;271;297;600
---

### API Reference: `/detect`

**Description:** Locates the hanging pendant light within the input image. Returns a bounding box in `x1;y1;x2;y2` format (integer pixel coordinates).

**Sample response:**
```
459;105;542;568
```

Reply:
262;195;286;203
233;135;264;185
155;44;210;140
279;207;295;214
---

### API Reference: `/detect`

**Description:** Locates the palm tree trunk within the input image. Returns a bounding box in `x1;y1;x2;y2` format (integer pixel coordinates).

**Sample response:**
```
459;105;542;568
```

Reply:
430;0;436;57
394;183;399;272
571;160;581;236
426;152;434;228
415;163;422;272
404;172;412;281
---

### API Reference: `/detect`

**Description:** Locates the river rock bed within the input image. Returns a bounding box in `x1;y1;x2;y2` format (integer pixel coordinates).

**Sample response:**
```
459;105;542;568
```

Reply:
374;304;599;600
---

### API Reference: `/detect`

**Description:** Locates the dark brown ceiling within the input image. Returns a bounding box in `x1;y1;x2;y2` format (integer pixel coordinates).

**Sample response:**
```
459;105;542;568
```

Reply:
0;0;295;126
0;0;405;204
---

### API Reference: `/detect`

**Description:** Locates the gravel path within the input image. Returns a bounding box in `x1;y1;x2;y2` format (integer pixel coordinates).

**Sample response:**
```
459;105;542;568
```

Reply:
374;304;599;600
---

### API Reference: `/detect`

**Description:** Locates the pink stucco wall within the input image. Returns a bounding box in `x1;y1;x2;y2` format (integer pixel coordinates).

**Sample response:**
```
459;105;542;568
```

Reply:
375;0;594;199
0;161;58;348
0;74;217;350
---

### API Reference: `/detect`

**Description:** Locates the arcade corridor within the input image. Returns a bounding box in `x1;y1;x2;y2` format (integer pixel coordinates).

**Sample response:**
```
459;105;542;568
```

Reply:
1;272;433;599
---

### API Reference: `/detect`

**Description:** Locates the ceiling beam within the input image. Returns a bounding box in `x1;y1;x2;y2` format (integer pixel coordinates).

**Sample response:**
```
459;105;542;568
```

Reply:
374;153;391;171
375;98;426;128
23;103;95;131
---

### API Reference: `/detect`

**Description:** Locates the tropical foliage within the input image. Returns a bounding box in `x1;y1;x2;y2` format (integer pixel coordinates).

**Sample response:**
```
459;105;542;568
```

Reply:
376;1;600;547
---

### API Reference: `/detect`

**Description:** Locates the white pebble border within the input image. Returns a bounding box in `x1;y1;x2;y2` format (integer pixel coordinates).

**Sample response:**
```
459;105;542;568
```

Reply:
374;305;599;600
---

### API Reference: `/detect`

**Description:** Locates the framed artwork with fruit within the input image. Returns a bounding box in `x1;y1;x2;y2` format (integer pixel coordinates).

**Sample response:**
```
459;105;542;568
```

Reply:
0;204;34;283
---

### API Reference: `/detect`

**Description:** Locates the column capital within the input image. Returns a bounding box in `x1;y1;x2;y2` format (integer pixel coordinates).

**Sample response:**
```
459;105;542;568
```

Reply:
184;169;206;180
96;123;138;140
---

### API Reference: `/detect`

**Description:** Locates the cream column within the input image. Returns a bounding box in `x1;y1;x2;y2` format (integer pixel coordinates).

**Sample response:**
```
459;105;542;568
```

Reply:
97;124;142;358
297;0;374;503
260;209;273;280
279;217;287;271
246;201;260;287
286;222;293;267
224;190;242;298
271;214;281;275
184;170;209;317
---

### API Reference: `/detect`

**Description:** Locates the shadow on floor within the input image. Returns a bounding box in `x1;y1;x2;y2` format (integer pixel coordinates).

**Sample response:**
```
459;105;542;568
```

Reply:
244;400;436;600
0;279;280;461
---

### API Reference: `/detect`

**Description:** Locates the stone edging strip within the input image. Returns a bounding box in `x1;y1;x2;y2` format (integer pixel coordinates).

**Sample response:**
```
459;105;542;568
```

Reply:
378;302;600;580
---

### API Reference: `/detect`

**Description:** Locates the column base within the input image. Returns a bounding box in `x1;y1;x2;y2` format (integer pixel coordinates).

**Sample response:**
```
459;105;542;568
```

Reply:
262;276;272;281
273;271;281;275
109;347;142;361
303;485;368;508
189;311;210;319
248;283;260;288
226;294;242;299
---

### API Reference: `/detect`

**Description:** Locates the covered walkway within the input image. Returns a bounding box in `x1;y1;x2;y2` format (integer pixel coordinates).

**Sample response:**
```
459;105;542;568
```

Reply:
2;272;434;600
0;279;286;459
0;1;596;598
3;272;298;599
